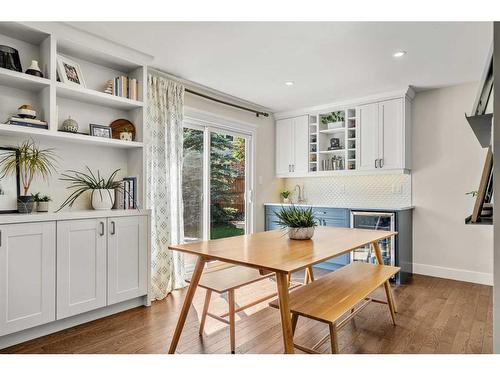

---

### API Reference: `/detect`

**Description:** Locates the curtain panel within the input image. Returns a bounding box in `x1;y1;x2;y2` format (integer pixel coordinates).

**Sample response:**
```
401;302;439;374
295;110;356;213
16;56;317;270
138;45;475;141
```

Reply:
146;74;187;300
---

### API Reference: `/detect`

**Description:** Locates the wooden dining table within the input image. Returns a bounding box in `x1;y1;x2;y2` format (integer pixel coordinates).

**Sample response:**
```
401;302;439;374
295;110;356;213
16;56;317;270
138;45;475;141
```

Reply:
167;226;397;354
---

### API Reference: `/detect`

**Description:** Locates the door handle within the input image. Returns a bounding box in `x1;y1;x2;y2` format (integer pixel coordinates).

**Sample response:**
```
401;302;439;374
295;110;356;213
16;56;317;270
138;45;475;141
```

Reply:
110;221;116;235
99;222;105;236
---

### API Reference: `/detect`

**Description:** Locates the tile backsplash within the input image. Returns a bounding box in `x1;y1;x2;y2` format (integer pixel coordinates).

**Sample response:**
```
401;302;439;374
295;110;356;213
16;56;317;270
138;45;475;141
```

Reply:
283;174;411;208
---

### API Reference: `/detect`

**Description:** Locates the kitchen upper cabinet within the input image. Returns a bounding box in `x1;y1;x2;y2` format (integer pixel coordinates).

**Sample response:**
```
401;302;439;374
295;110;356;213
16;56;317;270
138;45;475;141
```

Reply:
358;98;410;171
0;222;56;336
275;115;309;176
107;216;148;305
56;219;107;319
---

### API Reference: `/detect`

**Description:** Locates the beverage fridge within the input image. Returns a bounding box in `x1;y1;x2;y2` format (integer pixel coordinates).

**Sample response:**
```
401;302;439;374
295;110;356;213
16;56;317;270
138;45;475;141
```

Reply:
350;211;395;268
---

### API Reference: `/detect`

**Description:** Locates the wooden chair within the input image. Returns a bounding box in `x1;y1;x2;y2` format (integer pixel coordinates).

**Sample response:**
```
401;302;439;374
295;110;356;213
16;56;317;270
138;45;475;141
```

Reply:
269;262;399;354
187;262;308;353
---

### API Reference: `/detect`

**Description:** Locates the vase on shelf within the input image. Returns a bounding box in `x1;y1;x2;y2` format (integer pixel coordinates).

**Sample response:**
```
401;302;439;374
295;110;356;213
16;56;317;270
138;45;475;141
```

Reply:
17;196;34;214
25;60;43;78
61;116;79;133
91;189;115;210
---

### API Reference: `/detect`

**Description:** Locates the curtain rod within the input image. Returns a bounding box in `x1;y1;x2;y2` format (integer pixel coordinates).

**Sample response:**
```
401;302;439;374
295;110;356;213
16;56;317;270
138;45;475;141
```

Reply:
185;89;269;117
149;68;269;118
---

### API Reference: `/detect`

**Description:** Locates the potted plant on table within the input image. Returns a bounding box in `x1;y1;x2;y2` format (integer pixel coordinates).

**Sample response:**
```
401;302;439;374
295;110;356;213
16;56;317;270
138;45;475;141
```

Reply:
275;205;317;240
57;167;126;211
0;139;57;213
280;190;291;204
32;193;52;212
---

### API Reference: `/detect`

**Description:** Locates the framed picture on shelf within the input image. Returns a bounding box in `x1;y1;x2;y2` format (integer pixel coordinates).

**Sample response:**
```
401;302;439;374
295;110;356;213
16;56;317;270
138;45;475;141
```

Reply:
89;124;112;138
0;147;21;214
57;55;86;87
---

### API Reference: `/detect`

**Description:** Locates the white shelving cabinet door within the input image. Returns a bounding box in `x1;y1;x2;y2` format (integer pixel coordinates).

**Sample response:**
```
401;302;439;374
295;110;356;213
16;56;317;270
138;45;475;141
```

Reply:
56;219;107;319
292;115;309;174
107;216;148;305
275;118;294;175
358;103;379;170
0;222;56;336
379;98;404;170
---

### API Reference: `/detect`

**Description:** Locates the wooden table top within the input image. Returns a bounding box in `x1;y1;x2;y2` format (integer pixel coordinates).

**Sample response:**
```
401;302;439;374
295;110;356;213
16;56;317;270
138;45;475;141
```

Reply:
169;227;397;274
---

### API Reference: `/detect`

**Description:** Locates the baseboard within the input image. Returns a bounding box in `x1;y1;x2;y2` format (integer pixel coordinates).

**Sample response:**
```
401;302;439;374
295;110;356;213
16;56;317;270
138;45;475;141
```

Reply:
413;262;493;286
0;295;149;350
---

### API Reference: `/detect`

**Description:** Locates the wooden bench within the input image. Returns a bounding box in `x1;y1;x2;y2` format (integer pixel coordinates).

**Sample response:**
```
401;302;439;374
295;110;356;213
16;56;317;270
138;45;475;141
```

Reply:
186;262;307;353
269;262;400;354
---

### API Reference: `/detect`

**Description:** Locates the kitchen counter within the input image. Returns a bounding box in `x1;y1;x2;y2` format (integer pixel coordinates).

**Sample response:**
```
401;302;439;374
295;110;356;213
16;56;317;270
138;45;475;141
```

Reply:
264;203;414;211
0;209;150;224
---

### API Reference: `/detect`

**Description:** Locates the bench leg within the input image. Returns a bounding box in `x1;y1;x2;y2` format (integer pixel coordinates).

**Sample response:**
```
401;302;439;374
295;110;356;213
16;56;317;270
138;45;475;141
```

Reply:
228;289;236;354
304;266;315;284
291;313;299;335
328;323;339;354
372;241;397;325
199;289;212;336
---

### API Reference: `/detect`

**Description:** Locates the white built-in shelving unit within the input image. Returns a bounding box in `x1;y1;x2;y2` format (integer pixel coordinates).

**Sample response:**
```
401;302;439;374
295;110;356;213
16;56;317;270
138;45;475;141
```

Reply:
0;22;147;206
308;107;358;173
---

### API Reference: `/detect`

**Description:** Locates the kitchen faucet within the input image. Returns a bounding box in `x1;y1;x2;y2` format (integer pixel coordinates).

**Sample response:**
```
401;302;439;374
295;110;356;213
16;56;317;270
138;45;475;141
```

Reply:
294;184;306;204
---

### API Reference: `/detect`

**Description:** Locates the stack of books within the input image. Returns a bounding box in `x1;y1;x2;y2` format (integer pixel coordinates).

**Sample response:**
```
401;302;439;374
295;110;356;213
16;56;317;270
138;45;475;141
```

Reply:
108;76;139;100
114;177;137;210
6;116;48;130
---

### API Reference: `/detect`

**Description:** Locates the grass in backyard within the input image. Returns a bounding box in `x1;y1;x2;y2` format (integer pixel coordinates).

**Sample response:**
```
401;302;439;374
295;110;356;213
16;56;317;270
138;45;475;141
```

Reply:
210;224;244;239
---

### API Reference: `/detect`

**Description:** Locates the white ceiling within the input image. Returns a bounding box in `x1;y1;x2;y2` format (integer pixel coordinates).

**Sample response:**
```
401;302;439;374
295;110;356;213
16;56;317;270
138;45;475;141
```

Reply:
70;22;492;112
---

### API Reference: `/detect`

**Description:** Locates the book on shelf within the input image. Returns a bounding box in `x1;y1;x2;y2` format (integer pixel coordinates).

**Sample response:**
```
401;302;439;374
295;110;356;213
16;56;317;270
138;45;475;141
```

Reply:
109;76;139;100
5;116;48;130
114;177;137;210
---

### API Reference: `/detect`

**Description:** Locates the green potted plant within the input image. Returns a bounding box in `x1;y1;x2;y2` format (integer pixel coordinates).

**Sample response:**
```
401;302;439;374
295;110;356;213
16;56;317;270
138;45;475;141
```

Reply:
280;190;291;204
32;193;51;212
275;205;317;240
57;167;125;211
0;139;57;213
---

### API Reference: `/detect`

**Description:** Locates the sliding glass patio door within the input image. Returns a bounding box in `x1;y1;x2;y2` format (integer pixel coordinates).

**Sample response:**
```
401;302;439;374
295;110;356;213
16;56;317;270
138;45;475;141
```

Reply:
182;122;253;247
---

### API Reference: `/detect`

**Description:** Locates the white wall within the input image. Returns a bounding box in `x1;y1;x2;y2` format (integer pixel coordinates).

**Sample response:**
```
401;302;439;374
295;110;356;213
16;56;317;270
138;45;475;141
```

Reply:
412;83;493;285
184;93;282;232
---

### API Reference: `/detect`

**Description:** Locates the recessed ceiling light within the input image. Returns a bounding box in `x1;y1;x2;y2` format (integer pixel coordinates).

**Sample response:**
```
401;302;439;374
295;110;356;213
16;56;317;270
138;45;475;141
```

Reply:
285;81;295;86
393;51;407;58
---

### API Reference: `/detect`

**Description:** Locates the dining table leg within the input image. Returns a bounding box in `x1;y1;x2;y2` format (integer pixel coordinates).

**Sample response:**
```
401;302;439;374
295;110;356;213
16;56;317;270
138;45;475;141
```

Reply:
275;271;295;354
168;256;206;354
372;241;397;323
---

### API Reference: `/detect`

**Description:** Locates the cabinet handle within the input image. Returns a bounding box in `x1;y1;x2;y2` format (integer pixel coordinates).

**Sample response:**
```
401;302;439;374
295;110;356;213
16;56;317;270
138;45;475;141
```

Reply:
0;230;2;246
380;158;384;168
292;164;295;172
110;221;116;235
375;159;378;168
99;222;105;236
288;164;291;172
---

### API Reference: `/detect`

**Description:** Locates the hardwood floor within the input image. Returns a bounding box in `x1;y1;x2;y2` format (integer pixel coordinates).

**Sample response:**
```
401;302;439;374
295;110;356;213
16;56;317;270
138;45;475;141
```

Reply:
1;273;492;354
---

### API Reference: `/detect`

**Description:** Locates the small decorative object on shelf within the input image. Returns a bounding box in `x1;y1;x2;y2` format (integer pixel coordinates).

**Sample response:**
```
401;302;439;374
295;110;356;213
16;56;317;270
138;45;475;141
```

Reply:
328;137;341;150
17;104;36;119
0;45;22;72
280;190;291;204
57;55;86;87
25;60;43;78
58;167;127;211
89;124;112;138
110;118;135;140
275;205;317;240
0;147;20;214
119;129;133;141
32;193;51;212
61;116;79;133
0;139;57;214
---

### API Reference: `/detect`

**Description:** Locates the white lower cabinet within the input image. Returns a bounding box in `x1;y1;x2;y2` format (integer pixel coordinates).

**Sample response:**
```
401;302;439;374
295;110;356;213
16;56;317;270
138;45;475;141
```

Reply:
56;219;107;319
107;216;148;305
0;222;56;336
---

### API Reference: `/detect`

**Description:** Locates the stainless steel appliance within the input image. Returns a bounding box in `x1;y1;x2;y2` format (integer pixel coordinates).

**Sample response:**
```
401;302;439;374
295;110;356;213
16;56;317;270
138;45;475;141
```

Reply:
350;211;395;267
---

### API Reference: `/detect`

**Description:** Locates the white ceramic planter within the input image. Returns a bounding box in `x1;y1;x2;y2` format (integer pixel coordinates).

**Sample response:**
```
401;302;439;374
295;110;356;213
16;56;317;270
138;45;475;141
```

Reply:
91;189;115;210
327;121;344;129
37;201;49;212
282;197;290;204
288;227;315;240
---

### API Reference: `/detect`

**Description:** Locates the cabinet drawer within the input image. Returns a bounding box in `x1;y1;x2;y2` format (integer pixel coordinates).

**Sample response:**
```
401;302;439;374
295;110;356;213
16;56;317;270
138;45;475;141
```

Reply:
312;207;349;221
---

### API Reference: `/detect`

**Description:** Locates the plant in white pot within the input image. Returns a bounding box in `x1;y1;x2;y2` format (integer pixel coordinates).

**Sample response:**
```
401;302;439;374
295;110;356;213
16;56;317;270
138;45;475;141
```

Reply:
275;205;317;240
280;190;291;204
0;139;57;214
57;167;124;211
32;193;52;212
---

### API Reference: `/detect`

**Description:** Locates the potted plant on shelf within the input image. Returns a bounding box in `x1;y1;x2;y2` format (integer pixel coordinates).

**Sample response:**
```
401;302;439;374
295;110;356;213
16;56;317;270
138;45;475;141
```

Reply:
0;139;57;214
280;190;291;204
57;167;126;211
32;193;51;212
321;111;345;130
275;205;317;240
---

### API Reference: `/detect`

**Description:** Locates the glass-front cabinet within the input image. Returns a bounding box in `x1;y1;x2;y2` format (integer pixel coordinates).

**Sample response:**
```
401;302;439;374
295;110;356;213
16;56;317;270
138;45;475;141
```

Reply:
350;211;395;267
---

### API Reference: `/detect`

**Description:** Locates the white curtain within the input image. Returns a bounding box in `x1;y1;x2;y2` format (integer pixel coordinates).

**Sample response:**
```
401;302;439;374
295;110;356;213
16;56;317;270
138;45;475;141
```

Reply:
146;73;187;300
